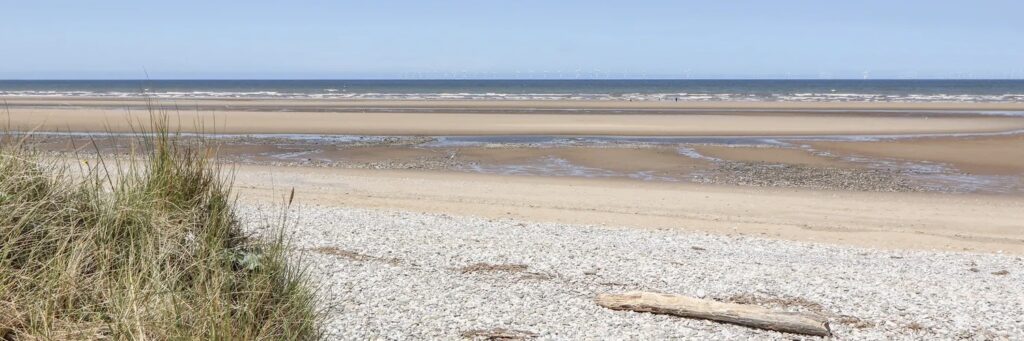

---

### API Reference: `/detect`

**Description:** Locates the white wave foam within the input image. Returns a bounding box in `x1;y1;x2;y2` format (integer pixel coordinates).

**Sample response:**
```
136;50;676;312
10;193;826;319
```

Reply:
3;90;1024;103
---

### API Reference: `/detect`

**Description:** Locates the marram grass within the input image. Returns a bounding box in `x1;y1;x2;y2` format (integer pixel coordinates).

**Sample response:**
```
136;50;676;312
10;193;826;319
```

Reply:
0;122;320;339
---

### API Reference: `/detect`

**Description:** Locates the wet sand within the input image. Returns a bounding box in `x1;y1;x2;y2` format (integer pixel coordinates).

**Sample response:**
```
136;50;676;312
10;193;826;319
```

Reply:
5;98;1024;136
694;145;856;167
18;114;1024;194
9;97;1024;253
808;134;1024;176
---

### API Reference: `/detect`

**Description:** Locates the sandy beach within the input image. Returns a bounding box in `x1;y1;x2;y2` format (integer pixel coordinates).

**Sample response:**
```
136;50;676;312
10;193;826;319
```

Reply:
8;96;1024;338
11;2;1024;338
6;98;1024;136
11;97;1024;246
231;165;1024;253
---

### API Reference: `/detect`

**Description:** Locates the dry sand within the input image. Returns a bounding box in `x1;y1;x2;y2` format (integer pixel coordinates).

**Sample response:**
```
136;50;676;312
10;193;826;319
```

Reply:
232;165;1024;254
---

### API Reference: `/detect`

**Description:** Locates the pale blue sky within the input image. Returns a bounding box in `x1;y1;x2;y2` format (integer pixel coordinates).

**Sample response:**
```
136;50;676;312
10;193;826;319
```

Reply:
1;1;1022;79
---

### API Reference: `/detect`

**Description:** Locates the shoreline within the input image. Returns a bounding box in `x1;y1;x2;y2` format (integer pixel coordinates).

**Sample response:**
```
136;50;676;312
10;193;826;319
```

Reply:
6;96;1024;111
25;131;1024;194
6;108;1024;137
12;97;1024;254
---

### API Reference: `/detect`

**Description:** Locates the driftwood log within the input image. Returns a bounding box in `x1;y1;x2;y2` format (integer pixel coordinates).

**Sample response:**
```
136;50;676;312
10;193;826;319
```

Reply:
596;291;831;337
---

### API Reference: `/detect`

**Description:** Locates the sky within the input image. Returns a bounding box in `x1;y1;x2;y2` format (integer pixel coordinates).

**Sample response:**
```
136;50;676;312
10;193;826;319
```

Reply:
1;1;1022;79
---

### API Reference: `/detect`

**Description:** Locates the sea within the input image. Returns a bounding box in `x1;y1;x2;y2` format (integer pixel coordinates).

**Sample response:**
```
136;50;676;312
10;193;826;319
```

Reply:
1;79;1023;102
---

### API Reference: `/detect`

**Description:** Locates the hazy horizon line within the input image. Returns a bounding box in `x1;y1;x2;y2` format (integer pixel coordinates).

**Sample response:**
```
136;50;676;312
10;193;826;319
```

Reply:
3;78;1024;81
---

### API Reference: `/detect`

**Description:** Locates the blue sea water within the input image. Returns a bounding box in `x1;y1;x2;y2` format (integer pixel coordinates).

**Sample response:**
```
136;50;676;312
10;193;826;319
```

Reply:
1;79;1023;101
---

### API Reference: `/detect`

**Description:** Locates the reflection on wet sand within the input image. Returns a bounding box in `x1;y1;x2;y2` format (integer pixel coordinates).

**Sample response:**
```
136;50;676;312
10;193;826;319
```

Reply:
17;131;1024;195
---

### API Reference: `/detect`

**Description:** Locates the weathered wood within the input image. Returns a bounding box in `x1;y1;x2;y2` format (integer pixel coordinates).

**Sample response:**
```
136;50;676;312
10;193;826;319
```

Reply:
596;291;831;336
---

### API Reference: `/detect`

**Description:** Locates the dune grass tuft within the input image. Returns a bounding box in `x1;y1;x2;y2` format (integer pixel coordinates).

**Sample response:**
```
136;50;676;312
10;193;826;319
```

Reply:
0;118;320;339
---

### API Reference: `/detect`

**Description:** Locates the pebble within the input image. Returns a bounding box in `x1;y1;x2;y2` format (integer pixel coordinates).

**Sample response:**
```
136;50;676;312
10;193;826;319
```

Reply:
694;162;921;192
239;203;1024;340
